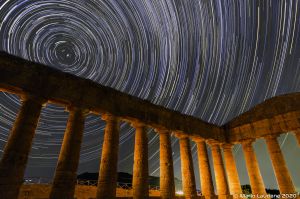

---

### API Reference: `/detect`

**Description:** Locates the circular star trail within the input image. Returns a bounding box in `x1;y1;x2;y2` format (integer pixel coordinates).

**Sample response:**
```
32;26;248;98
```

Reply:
0;0;300;189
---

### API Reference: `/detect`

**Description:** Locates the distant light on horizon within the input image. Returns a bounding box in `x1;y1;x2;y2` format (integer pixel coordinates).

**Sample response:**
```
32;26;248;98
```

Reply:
176;190;184;195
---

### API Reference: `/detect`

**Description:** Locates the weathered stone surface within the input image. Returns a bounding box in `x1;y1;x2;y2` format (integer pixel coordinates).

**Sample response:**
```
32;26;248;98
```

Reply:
158;130;175;199
132;123;149;199
1;50;300;199
96;114;120;199
207;141;230;197
194;139;215;198
222;144;242;196
264;135;296;194
50;107;87;199
18;184;164;198
1;51;300;143
0;51;224;141
241;140;266;197
226;96;300;142
0;95;45;199
179;137;197;199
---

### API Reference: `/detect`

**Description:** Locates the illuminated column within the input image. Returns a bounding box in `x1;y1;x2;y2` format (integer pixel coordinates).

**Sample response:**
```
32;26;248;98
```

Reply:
132;123;149;199
207;140;230;197
265;135;296;194
179;136;197;199
222;143;242;196
194;138;215;198
0;95;45;199
159;130;175;199
50;107;88;199
241;139;266;196
96;114;120;199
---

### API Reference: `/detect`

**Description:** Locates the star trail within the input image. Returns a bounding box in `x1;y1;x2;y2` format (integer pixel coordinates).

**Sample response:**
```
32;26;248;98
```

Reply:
0;0;300;190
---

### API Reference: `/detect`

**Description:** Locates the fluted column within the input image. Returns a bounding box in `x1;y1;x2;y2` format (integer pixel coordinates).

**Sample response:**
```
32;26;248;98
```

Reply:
158;130;175;199
132;123;149;199
178;136;197;199
222;143;242;196
194;138;215;198
0;95;45;199
241;139;266;196
207;140;230;197
265;135;296;194
50;107;88;199
96;114;120;199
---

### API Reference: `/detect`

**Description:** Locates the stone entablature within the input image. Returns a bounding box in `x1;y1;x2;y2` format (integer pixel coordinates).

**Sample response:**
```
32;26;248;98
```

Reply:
225;94;300;142
0;51;224;142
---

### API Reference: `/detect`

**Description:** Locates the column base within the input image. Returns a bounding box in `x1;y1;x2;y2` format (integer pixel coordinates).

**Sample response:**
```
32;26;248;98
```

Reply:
218;194;233;199
175;196;203;199
202;195;217;199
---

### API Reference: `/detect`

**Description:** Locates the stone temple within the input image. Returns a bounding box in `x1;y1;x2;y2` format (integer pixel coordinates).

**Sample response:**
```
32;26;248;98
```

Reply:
0;51;299;199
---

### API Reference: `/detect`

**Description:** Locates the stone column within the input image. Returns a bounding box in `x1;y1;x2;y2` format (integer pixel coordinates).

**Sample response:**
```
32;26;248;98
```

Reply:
0;95;45;199
222;143;242;196
50;107;88;199
179;136;197;199
265;135;296;194
194;138;215;198
207;140;230;197
96;114;120;199
158;130;175;199
241;139;266;196
132;123;149;199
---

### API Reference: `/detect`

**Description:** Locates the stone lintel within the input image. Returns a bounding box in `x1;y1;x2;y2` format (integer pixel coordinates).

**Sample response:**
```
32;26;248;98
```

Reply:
227;110;300;142
2;51;300;143
226;106;300;143
0;51;225;142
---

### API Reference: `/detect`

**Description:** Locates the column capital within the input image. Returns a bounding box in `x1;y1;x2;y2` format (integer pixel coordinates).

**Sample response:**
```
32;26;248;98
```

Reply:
294;128;300;134
241;138;256;146
66;106;90;115
221;143;235;150
264;134;279;140
206;139;221;146
20;94;47;106
174;132;189;139
101;113;119;122
130;121;146;129
154;128;170;135
192;136;205;143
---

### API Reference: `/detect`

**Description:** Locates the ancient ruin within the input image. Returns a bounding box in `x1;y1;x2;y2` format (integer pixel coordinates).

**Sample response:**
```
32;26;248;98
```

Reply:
0;51;299;198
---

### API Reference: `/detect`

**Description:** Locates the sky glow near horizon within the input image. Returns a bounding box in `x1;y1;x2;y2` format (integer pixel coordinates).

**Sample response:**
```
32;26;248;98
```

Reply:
0;0;300;190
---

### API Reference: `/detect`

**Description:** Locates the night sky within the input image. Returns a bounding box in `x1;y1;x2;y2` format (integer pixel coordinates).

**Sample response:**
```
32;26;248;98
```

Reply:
1;0;300;192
